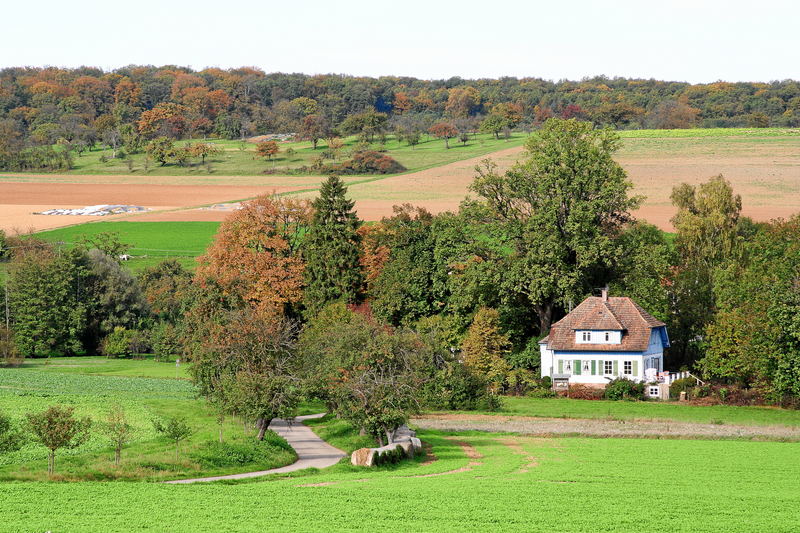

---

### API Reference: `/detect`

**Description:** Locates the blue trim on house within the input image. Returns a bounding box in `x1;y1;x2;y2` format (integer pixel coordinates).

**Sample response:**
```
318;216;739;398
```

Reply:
657;326;670;348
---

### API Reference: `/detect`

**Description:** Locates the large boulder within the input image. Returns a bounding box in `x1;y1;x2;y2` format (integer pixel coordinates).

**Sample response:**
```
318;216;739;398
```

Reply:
351;447;377;466
350;436;422;467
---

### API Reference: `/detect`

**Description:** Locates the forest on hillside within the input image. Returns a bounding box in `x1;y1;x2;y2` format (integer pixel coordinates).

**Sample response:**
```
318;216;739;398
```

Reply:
1;66;799;171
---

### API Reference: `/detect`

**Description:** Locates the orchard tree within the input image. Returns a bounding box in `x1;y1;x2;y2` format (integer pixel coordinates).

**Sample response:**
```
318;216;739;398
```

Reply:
299;114;331;149
196;195;311;317
192;310;301;440
479;114;510;140
429;122;458;149
303;176;363;316
256;140;280;160
187;142;222;164
26;405;92;475
299;305;429;446
145;136;176;166
469;118;641;334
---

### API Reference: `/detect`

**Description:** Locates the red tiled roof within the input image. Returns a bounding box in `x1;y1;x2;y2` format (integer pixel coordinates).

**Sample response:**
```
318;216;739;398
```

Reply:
544;296;665;352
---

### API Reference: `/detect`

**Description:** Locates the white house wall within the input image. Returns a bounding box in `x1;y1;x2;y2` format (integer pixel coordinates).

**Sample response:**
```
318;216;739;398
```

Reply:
552;352;648;384
539;344;555;379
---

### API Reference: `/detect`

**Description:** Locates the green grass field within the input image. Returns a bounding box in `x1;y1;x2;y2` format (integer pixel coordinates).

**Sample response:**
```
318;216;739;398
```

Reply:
32;221;221;271
0;358;300;481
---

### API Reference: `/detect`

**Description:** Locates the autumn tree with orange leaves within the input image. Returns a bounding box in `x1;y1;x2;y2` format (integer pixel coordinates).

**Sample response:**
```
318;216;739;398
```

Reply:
195;194;311;317
255;140;280;160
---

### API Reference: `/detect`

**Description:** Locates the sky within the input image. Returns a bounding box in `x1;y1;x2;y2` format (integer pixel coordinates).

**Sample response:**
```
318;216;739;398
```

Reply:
1;0;798;83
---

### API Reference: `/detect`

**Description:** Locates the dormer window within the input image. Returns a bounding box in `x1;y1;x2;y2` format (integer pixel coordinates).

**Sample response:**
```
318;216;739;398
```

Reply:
605;332;609;341
582;331;590;342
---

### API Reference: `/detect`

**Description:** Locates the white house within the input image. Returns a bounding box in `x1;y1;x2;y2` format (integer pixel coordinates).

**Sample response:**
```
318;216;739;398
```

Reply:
539;290;669;392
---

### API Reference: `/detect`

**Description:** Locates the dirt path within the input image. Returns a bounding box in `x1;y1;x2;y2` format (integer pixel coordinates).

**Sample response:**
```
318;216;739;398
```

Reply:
164;413;345;484
412;414;800;441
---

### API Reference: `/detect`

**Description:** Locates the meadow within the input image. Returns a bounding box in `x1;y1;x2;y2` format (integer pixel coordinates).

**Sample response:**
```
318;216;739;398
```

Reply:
0;357;300;481
7;132;528;178
33;220;221;271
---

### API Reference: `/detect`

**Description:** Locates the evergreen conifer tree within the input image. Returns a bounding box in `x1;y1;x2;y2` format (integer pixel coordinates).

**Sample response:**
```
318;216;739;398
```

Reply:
303;175;363;316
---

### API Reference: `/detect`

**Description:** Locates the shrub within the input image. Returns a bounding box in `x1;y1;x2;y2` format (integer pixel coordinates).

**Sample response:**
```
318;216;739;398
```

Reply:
526;386;556;399
604;378;645;401
100;327;137;358
669;377;697;399
567;384;604;400
333;151;406;174
373;444;405;466
423;362;502;411
190;432;293;468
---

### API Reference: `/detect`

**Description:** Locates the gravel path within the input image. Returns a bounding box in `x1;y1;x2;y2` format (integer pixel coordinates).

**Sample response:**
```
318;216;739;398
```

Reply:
164;413;346;484
412;414;800;441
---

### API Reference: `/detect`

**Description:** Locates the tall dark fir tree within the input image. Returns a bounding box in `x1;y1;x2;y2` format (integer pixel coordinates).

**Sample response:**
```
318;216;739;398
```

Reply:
303;175;363;316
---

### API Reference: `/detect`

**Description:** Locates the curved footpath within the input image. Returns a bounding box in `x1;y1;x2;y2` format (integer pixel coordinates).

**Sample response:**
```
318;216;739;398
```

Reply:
164;413;346;484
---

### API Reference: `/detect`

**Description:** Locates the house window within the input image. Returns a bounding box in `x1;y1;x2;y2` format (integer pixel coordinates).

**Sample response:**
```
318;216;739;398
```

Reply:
604;361;613;375
623;361;632;375
582;331;590;342
565;360;572;373
649;386;660;397
604;332;610;342
583;360;590;373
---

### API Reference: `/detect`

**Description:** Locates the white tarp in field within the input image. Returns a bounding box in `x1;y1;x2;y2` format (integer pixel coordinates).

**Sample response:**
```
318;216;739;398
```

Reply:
37;205;148;216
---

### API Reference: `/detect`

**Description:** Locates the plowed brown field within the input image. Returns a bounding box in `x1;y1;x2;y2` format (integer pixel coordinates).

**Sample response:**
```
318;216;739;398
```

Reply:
0;183;302;233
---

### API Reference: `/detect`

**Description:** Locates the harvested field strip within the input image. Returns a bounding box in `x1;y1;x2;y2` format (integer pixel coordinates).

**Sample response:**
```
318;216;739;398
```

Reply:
412;414;800;441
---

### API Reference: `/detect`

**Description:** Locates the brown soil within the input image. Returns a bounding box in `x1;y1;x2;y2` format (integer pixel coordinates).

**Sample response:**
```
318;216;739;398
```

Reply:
0;182;303;233
413;413;800;441
338;138;800;229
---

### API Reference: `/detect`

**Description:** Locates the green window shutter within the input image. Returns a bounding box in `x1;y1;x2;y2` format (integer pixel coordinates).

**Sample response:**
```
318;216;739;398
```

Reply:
574;360;581;375
613;360;619;375
632;360;639;377
599;360;604;374
591;360;597;375
558;360;563;373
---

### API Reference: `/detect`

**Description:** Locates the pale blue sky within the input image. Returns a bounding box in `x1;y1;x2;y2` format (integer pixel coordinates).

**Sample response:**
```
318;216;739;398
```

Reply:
1;0;798;83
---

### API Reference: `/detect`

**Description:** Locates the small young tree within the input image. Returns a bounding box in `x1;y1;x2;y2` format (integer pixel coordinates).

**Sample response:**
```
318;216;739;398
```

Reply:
152;416;193;461
0;412;23;453
26;405;92;475
102;404;132;466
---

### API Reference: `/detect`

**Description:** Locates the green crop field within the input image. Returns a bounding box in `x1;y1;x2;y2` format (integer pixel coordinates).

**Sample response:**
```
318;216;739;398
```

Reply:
1;420;797;532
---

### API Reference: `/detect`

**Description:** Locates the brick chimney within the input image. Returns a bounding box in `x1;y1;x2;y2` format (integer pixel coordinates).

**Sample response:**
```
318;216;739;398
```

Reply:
601;286;609;302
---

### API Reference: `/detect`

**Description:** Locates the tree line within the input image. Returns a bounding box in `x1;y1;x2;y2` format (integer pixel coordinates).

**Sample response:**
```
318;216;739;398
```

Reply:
1;119;798;448
2;66;800;170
